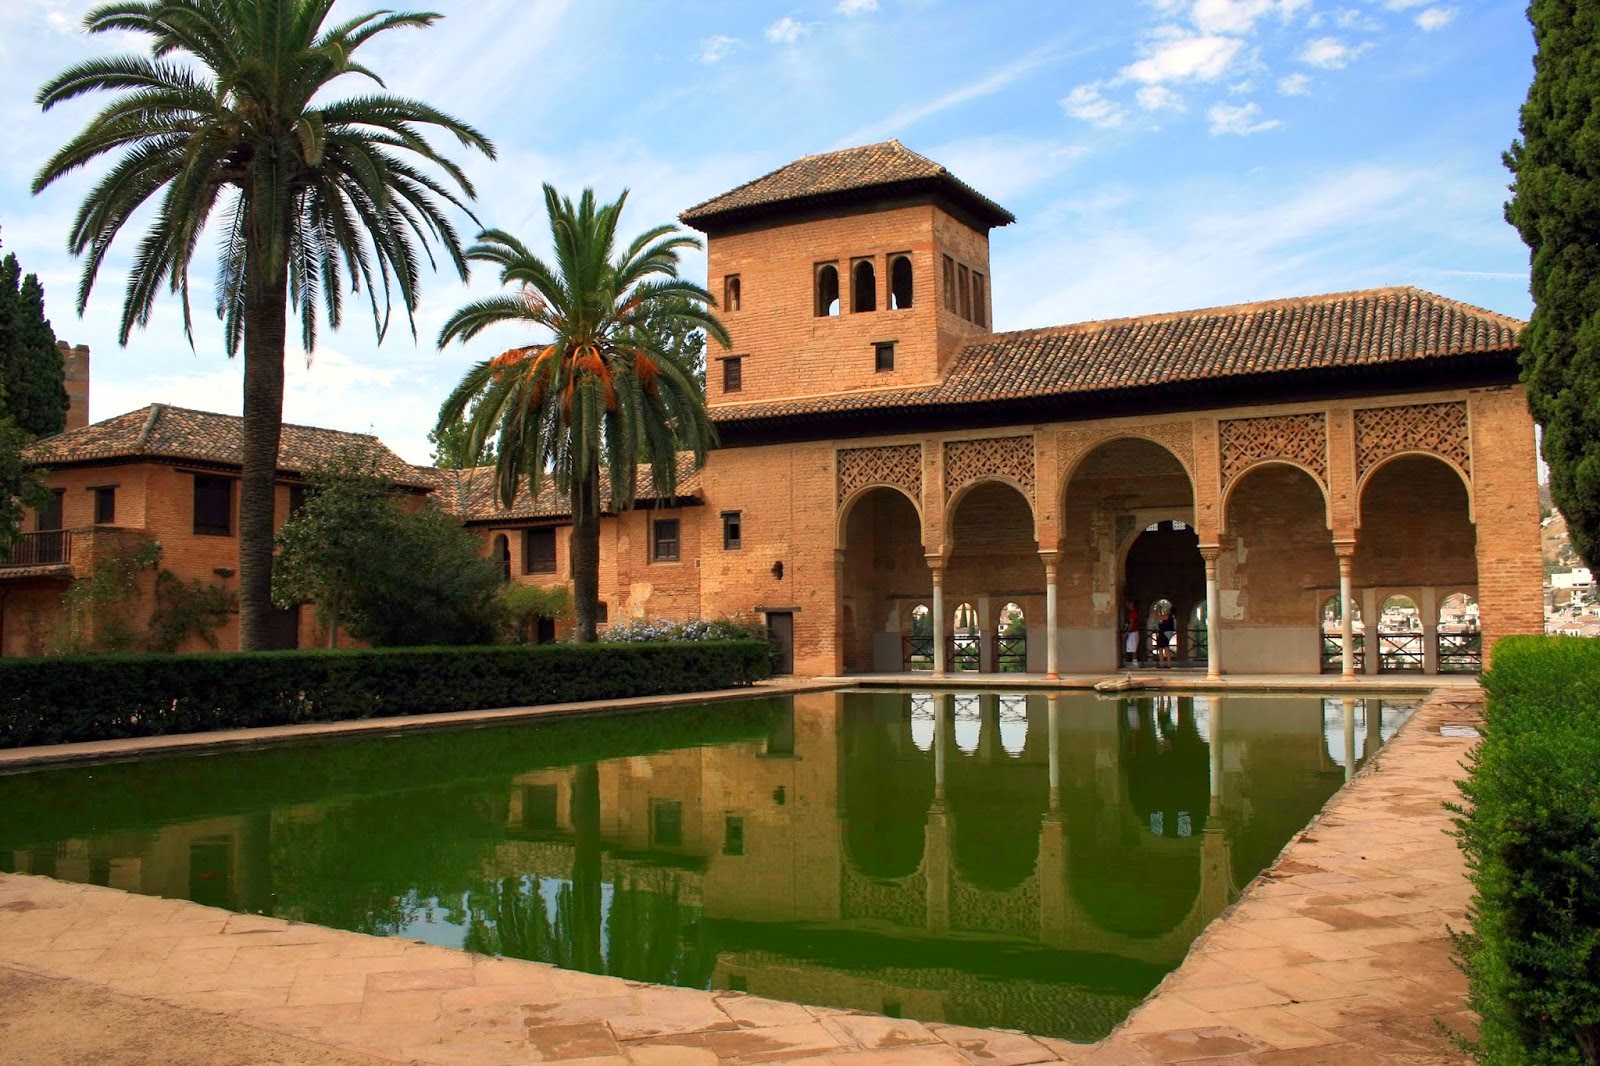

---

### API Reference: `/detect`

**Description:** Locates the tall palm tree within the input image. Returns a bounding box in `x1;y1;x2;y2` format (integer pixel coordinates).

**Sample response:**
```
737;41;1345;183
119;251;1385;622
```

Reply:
33;0;495;650
437;186;726;642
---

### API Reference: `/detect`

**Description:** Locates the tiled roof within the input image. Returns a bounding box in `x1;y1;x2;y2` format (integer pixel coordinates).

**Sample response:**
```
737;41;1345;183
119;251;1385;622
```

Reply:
681;140;1015;230
23;404;430;488
425;454;704;522
710;287;1525;424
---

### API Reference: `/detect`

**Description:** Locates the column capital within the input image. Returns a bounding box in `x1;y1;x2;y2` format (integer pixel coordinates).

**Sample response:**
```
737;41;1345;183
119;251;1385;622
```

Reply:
926;554;946;572
1333;539;1357;559
1198;544;1222;564
1038;549;1060;566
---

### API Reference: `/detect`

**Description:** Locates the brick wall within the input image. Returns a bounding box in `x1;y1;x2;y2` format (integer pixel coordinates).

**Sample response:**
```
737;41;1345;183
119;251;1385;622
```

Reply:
1225;464;1338;627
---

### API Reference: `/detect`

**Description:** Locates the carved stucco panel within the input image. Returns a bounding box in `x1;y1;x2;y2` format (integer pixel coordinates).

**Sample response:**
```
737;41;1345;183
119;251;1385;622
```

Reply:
1354;402;1471;481
944;435;1036;501
1218;412;1329;487
837;444;923;508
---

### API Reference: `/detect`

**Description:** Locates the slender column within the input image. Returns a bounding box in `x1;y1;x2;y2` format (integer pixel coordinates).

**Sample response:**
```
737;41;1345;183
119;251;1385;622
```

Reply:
1201;546;1222;681
930;559;947;677
1042;555;1060;679
1047;694;1061;810
1421;587;1440;675
1342;695;1358;782
1336;543;1356;681
1362;588;1380;676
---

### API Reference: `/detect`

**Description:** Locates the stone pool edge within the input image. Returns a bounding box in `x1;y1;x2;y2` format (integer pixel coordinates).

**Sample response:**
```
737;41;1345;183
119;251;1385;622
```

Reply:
0;683;1480;1065
0;676;842;771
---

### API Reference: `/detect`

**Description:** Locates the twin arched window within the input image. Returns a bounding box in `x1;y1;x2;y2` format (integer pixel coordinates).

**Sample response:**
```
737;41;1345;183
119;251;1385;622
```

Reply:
816;255;915;316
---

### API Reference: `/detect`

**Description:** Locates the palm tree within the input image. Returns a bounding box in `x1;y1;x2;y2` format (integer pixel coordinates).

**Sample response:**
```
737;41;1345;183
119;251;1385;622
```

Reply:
33;0;495;650
437;186;727;642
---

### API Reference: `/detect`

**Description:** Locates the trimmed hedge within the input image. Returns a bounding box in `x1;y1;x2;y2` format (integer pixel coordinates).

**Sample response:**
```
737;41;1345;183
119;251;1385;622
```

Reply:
0;640;773;749
1455;636;1600;1064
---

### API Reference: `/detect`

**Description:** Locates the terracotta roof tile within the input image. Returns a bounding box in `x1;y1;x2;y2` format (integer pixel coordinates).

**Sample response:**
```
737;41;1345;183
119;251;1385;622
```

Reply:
24;404;430;488
426;454;704;523
709;287;1525;423
681;140;1014;229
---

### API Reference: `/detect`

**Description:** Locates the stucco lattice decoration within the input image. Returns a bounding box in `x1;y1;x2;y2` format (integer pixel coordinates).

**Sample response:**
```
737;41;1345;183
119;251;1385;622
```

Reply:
836;444;923;507
1355;402;1471;480
1219;413;1328;486
944;436;1036;500
841;865;926;926
950;876;1041;939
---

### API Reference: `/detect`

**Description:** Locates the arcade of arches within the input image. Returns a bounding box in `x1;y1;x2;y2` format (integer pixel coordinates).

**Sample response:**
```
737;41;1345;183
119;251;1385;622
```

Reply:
834;392;1538;677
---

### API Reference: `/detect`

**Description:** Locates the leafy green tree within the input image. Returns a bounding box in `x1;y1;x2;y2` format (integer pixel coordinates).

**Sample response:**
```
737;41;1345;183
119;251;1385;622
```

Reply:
273;451;502;646
428;399;498;469
0;237;66;439
0;410;50;547
34;0;495;651
1506;0;1600;568
437;187;727;641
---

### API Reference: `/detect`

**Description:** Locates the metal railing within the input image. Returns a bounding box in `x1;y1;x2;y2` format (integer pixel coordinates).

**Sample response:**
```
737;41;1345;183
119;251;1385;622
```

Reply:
996;632;1027;672
0;530;70;568
1438;630;1483;673
949;633;981;672
1320;632;1366;673
903;634;934;671
1377;631;1425;673
1185;625;1208;664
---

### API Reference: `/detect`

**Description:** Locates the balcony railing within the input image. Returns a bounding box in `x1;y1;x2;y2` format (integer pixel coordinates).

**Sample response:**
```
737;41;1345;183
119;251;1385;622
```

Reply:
1438;630;1483;673
0;530;71;568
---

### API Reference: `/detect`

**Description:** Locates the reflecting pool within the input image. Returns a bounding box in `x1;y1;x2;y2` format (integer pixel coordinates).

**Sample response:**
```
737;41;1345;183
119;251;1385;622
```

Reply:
0;690;1412;1041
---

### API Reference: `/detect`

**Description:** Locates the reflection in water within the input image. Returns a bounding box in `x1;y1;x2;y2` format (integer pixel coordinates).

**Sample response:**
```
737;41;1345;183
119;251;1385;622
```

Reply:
0;690;1413;1042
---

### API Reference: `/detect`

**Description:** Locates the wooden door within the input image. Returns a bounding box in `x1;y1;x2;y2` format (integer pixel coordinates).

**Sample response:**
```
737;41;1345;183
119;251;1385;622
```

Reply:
768;612;794;676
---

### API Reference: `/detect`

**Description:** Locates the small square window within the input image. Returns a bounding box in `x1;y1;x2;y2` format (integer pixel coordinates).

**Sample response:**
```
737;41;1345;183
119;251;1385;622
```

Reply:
874;342;895;373
193;475;233;536
524;527;556;574
652;518;680;562
288;484;312;519
723;356;743;394
93;486;116;525
723;511;742;550
723;815;745;856
597;602;609;624
651;799;683;847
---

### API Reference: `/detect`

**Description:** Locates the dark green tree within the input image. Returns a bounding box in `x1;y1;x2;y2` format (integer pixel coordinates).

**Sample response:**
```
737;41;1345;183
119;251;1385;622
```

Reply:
0;409;51;547
428;399;498;470
436;187;727;642
0;238;67;439
1506;0;1600;568
34;0;495;650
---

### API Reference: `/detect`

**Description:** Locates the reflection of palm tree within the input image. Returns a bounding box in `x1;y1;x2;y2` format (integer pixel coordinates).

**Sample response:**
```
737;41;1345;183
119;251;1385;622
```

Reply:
571;762;603;973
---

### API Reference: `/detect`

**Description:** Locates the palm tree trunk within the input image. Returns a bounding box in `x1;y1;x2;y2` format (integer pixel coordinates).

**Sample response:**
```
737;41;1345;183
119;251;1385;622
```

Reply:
237;267;289;652
571;464;602;642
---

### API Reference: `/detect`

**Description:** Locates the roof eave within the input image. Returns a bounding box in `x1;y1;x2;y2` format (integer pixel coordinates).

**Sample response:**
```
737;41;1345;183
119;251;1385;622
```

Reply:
681;177;1014;236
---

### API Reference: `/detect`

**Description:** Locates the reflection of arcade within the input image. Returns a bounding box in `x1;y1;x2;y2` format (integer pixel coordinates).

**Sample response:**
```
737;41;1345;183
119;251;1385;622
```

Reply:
3;691;1388;1041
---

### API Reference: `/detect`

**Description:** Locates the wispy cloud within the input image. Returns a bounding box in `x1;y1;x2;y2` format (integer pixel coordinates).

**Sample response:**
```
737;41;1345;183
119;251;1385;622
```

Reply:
1209;101;1281;135
1416;6;1457;31
844;44;1062;144
699;35;740;64
837;0;879;15
1277;72;1311;95
764;17;814;45
1299;36;1371;69
1123;30;1244;84
1062;82;1129;129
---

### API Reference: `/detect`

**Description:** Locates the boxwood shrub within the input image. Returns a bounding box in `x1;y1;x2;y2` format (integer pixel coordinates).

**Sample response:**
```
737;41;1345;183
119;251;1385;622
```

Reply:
0;640;773;749
1455;635;1600;1064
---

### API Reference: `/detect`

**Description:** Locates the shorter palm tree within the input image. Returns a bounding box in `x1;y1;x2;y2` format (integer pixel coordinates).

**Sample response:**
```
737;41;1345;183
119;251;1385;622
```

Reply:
437;185;727;641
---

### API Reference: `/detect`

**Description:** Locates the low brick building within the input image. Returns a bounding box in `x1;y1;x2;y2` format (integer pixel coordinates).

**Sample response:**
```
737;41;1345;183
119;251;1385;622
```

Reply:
3;141;1542;677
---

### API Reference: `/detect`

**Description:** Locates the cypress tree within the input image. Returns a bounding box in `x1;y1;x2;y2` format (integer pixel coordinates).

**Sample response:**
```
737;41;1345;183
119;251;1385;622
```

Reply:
0;235;67;439
1506;0;1600;568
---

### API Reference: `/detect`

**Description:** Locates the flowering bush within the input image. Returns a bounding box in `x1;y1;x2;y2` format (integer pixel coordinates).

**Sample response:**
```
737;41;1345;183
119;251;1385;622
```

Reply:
601;616;767;644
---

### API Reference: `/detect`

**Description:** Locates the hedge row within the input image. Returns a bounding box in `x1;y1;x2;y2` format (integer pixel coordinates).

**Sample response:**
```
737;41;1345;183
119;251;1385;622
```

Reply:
0;640;773;749
1455;635;1600;1065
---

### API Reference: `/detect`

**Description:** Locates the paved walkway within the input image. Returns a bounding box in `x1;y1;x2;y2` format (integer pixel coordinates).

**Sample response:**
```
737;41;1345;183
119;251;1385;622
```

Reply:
0;687;1482;1065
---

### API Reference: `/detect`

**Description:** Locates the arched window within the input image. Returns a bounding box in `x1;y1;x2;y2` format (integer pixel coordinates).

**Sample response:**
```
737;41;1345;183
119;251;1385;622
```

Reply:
852;259;877;313
815;264;840;317
723;274;741;312
997;602;1026;672
491;534;511;584
890;255;913;309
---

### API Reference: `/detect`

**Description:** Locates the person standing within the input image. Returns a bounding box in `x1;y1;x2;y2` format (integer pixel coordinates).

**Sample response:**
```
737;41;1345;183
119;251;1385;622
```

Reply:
1157;606;1177;668
1123;597;1142;666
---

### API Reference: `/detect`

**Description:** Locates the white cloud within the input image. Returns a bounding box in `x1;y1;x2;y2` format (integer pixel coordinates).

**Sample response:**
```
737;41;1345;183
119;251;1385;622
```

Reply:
837;0;879;14
699;35;741;63
764;17;813;44
1416;6;1456;31
1383;0;1432;9
1062;82;1129;128
1299;36;1371;69
1137;84;1186;111
1123;30;1244;84
1208;101;1282;135
1334;8;1382;31
1190;0;1307;35
1278;72;1312;95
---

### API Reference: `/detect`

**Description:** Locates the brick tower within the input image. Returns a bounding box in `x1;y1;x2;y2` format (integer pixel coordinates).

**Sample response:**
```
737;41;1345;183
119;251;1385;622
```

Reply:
680;141;1014;410
57;340;90;431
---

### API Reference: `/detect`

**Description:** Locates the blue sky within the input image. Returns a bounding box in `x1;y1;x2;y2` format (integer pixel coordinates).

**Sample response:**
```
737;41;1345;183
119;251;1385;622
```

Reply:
0;0;1533;463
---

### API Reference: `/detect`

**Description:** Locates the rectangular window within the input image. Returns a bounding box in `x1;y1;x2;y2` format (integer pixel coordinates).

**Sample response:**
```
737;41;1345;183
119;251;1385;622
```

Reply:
523;527;556;574
288;484;312;519
943;255;957;311
973;273;987;327
723;274;741;312
651;799;683;847
958;265;972;321
723;815;745;856
38;489;63;532
874;342;895;373
722;356;743;394
722;511;742;550
597;602;609;624
652;518;680;562
193;475;233;536
92;486;115;525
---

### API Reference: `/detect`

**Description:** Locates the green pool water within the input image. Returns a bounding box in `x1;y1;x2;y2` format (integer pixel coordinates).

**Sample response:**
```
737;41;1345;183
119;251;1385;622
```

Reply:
0;689;1413;1041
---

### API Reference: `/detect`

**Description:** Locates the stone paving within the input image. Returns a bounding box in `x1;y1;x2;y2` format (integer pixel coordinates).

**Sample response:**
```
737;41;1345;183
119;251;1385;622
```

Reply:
0;685;1482;1065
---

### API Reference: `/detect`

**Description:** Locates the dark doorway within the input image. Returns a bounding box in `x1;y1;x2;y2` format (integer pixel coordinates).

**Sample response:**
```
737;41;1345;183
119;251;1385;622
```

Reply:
266;605;300;650
1123;520;1205;664
535;616;557;644
767;611;795;675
